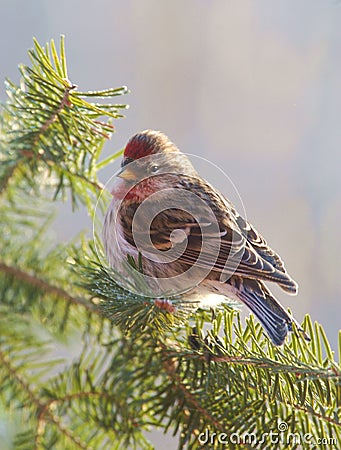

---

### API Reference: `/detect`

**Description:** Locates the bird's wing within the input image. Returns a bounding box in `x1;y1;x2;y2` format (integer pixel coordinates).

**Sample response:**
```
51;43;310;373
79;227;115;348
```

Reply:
119;175;297;294
222;196;287;273
172;225;297;294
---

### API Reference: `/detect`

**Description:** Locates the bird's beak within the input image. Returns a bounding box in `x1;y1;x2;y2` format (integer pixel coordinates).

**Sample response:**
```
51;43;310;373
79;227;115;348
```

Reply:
116;166;137;181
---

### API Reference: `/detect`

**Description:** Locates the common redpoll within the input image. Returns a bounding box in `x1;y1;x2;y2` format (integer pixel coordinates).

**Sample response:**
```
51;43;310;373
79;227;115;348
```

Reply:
103;130;309;346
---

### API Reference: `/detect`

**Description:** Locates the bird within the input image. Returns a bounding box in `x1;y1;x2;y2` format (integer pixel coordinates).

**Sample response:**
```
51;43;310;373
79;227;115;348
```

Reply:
103;129;309;346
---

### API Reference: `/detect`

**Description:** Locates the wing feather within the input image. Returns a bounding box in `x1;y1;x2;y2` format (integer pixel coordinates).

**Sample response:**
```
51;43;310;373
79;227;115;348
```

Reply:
119;174;297;293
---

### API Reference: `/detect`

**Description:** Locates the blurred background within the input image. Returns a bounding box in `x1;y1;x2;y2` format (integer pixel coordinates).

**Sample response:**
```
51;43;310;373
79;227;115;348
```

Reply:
0;0;340;441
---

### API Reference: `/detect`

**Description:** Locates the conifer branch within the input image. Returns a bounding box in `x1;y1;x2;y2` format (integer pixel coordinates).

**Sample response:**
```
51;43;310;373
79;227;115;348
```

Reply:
0;348;44;410
0;351;90;450
1;36;340;449
0;261;98;314
35;389;119;447
291;404;340;426
0;163;17;195
35;413;90;450
162;344;340;380
0;83;77;196
161;351;226;433
62;169;104;192
35;82;76;138
1;36;126;207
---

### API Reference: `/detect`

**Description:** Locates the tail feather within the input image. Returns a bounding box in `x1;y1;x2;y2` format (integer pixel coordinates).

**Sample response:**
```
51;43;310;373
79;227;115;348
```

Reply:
233;278;309;346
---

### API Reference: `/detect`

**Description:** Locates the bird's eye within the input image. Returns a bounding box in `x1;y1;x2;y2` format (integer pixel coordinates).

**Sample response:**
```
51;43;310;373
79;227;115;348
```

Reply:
151;165;159;173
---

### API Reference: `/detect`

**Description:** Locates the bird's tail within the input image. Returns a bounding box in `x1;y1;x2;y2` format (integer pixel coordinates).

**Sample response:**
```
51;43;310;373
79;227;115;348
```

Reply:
232;278;310;346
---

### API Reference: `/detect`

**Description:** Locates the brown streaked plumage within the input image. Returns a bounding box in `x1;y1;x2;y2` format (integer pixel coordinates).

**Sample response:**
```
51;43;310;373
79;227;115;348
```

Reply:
103;130;310;345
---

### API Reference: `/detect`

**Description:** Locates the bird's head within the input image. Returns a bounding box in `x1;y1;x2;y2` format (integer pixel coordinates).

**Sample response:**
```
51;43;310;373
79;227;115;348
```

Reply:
117;130;197;183
122;130;178;166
